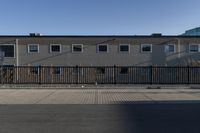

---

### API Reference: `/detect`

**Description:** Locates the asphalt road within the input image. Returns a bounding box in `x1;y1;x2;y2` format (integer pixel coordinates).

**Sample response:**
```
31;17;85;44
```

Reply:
1;102;200;133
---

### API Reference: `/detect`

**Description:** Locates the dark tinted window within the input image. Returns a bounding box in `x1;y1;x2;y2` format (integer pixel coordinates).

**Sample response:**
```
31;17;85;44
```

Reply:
120;67;129;74
73;45;83;52
97;67;105;74
0;45;14;57
51;45;61;52
52;67;61;75
120;45;129;52
98;45;108;52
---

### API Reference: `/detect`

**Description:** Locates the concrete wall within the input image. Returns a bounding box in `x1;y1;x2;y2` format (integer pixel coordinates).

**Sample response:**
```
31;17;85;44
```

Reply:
0;36;200;66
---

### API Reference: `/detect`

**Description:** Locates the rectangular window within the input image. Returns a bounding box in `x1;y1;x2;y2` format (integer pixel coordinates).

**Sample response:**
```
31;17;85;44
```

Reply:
119;44;130;52
50;44;61;53
189;44;199;53
72;44;83;53
0;45;14;57
141;44;152;52
30;67;39;75
165;44;175;53
97;44;108;52
120;67;129;74
52;67;61;75
96;67;105;75
28;44;39;53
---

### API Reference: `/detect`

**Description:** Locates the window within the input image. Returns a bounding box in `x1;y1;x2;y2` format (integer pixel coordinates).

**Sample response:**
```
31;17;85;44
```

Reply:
52;67;61;75
165;44;175;53
50;44;61;53
0;45;14;57
28;44;39;53
120;67;129;74
141;44;152;52
72;44;83;53
189;44;199;53
97;44;108;52
119;44;130;52
96;67;105;75
30;67;39;75
73;67;83;75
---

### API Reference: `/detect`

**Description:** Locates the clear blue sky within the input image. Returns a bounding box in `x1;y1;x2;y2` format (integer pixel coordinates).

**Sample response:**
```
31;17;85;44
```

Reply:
0;0;200;35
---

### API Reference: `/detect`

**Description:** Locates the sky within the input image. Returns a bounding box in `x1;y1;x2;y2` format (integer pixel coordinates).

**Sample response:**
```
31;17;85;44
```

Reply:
0;0;200;35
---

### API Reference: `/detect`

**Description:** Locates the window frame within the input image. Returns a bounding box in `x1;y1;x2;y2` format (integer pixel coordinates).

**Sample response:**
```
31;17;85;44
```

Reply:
165;44;176;53
72;44;83;53
50;44;61;53
28;44;39;53
97;44;108;53
0;44;15;58
189;44;199;53
119;44;130;53
141;44;152;53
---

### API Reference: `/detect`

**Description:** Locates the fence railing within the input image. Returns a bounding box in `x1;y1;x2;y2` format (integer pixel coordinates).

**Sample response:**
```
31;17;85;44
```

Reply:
0;66;200;84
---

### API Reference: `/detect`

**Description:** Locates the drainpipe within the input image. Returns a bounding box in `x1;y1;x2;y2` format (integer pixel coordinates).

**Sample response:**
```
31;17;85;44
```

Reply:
175;38;181;65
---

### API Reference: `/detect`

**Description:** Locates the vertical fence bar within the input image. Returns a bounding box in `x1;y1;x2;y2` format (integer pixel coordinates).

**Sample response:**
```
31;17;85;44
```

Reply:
39;65;42;84
114;65;116;84
188;66;190;84
76;65;79;84
150;66;153;85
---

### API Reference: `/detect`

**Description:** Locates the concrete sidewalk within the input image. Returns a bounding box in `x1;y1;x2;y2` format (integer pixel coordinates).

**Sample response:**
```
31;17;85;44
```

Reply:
0;89;200;104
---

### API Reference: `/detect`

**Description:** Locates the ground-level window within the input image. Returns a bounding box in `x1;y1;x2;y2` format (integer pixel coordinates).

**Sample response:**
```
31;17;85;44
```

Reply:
120;67;129;74
30;67;39;75
165;44;175;53
189;44;199;53
52;67;61;75
141;44;152;52
0;45;14;57
96;67;105;75
119;44;130;52
72;44;83;53
28;44;39;53
97;44;108;53
50;44;61;53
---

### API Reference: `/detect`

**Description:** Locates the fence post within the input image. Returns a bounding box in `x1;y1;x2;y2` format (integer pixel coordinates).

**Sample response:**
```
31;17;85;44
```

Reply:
39;65;42;85
114;65;116;84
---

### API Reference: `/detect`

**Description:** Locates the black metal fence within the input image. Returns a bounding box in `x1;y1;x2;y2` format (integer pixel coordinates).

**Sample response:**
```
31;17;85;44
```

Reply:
1;66;200;84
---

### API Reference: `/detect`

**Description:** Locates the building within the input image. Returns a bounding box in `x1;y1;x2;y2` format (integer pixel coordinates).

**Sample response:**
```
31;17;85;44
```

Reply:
1;33;200;67
0;33;200;84
182;27;200;36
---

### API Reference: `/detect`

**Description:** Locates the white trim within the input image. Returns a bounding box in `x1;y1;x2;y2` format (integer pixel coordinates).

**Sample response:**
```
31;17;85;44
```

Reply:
165;44;176;53
72;44;83;53
97;44;109;53
119;44;130;53
0;44;15;58
141;44;152;53
50;44;61;53
28;44;39;53
189;44;199;53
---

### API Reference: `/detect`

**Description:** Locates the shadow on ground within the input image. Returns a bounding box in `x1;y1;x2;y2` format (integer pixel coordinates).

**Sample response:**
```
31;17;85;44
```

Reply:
1;101;200;133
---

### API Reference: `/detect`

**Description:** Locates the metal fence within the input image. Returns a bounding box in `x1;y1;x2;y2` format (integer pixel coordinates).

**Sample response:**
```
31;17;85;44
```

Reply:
0;66;200;84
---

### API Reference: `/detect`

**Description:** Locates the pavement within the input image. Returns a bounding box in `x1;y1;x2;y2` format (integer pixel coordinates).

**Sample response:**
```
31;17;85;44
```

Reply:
0;88;200;104
1;88;200;133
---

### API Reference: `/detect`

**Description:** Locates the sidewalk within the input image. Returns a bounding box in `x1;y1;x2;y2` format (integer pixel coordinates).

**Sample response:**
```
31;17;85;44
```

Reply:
0;88;200;104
